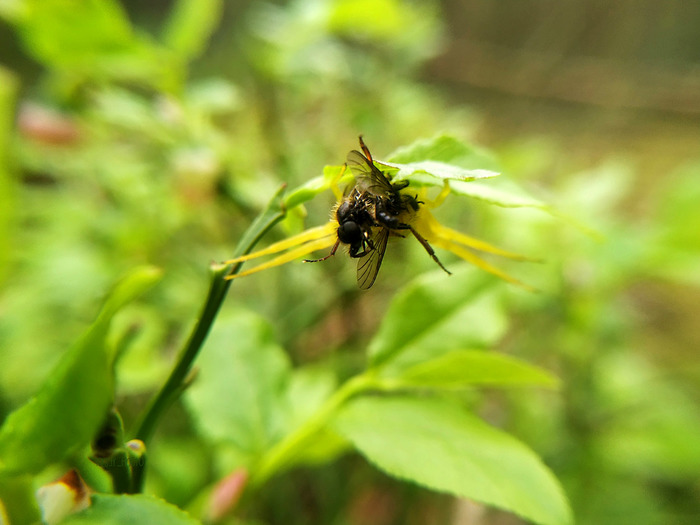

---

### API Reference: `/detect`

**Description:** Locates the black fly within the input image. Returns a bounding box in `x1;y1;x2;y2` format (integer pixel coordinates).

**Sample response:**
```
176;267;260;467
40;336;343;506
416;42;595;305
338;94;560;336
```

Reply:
306;137;451;289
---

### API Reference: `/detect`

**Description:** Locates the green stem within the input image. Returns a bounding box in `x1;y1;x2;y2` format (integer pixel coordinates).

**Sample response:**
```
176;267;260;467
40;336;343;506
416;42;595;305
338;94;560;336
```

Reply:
250;372;378;488
132;185;287;446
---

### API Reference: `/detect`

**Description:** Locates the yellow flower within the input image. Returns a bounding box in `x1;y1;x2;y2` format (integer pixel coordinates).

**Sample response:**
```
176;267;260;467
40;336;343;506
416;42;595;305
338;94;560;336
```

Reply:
225;138;535;290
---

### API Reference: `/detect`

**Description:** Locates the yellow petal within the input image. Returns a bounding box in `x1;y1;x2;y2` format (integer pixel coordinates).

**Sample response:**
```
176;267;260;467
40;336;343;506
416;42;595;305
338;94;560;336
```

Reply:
416;208;535;261
224;222;337;264
225;235;337;281
432;237;536;291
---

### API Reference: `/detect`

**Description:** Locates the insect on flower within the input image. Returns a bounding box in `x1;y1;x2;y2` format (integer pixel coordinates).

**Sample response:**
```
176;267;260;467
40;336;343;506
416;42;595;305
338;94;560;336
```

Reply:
224;136;535;290
304;137;450;289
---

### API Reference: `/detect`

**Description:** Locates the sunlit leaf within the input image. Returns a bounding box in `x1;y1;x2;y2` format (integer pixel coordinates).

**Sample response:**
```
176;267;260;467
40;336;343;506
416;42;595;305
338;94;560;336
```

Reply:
329;0;440;55
392;349;559;389
7;0;178;88
162;0;223;60
381;159;499;185
333;396;572;525
388;135;498;167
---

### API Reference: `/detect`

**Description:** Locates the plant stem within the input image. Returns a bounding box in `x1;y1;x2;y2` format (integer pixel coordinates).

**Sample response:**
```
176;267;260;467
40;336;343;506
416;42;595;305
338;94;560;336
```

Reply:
132;185;287;447
250;372;378;488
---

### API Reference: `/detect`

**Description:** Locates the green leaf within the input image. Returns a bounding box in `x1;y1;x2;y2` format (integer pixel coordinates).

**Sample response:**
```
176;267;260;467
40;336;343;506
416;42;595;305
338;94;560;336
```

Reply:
161;0;223;60
380;160;499;185
328;0;440;55
0;475;41;524
0;266;161;476
382;134;500;185
394;350;559;389
183;309;291;464
8;0;178;88
62;494;200;525
333;396;572;525
98;266;163;328
367;267;507;370
387;135;497;167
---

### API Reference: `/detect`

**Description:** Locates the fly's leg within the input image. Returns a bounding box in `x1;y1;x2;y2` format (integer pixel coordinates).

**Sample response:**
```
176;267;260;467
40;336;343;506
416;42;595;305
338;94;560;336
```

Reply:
304;239;340;263
409;226;452;275
422;182;451;209
351;234;377;258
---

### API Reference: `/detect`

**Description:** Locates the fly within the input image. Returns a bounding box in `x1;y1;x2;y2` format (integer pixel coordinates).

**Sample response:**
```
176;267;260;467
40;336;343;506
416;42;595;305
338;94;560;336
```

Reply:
306;137;451;289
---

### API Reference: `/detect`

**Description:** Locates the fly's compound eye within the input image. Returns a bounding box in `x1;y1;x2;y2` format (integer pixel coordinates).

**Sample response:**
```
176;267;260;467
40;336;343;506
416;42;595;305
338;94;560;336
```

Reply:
337;220;361;244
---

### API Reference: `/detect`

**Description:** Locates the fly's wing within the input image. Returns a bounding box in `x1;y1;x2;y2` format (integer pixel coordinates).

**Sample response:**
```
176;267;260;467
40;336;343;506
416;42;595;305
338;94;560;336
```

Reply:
347;150;393;198
356;226;389;290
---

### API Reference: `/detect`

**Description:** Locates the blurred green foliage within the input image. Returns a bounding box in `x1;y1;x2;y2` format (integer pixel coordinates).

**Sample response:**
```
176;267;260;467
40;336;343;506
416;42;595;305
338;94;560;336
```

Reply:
1;0;699;524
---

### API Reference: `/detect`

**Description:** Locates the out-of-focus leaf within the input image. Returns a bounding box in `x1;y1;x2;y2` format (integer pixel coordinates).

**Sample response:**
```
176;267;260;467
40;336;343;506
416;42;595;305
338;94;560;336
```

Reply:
329;0;406;38
0;0;26;21
283;366;337;430
0;266;161;476
280;366;349;466
0;66;17;283
328;0;441;59
186;78;240;114
450;178;551;210
595;352;700;480
62;494;200;525
8;0;178;88
183;309;291;467
645;164;700;284
392;350;559;389
367;267;507;370
161;0;223;60
0;475;41;525
333;396;572;525
98;267;163;328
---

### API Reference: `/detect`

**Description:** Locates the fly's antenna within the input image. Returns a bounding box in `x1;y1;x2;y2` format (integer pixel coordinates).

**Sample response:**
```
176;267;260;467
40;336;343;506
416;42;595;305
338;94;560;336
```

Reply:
358;135;373;163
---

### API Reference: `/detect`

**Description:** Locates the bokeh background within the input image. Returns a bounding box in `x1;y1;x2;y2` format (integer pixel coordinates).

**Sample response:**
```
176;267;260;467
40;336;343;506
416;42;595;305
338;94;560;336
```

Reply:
1;1;699;524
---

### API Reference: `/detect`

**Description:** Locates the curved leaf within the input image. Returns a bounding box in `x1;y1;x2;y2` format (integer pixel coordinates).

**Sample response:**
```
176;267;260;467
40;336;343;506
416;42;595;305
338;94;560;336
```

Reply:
381;134;500;185
394;350;559;389
333;396;572;525
380;160;498;185
367;267;507;370
0;266;161;476
387;134;500;169
162;0;223;60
